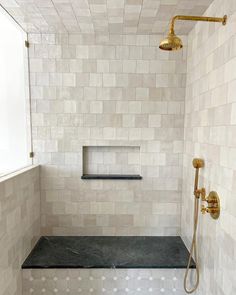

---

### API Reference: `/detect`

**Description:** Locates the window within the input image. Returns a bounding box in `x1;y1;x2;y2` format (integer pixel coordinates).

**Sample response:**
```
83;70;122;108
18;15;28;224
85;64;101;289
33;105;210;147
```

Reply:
0;8;32;176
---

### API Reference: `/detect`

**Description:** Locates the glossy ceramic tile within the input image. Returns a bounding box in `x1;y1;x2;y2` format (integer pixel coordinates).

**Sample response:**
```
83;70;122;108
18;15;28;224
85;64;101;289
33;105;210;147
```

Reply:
181;0;236;294
29;33;186;236
0;166;40;295
0;0;214;34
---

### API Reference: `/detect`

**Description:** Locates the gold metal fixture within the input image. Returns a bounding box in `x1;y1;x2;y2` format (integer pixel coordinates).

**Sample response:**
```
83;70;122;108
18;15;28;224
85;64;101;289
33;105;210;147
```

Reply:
25;40;29;48
192;158;204;198
201;191;220;219
192;158;204;169
29;151;34;158
184;158;221;293
194;187;220;219
184;158;204;294
159;15;227;51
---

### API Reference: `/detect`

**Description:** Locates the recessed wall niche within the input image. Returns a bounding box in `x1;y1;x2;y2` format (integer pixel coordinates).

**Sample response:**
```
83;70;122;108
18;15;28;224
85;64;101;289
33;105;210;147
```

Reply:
82;146;142;180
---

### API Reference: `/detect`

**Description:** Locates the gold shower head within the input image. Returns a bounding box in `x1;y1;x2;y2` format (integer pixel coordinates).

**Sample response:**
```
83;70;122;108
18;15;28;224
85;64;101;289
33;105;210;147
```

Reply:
159;31;183;51
159;15;227;51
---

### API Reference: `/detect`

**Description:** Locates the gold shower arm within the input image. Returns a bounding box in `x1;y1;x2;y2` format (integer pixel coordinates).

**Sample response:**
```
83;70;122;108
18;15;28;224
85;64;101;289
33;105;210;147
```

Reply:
160;14;227;51
169;15;227;34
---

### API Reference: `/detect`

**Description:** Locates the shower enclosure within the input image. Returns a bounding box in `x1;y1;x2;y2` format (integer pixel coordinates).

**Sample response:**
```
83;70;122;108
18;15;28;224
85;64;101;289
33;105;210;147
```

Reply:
0;0;235;295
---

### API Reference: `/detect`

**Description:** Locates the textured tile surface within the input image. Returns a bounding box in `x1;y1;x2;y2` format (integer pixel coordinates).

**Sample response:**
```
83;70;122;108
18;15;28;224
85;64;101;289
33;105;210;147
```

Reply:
181;0;236;295
83;146;141;176
22;236;195;269
29;33;186;236
23;268;186;295
0;0;214;34
0;166;40;295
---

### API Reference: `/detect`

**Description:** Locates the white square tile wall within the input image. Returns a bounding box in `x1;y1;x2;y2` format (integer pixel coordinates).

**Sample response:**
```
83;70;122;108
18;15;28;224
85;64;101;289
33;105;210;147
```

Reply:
181;0;236;295
1;0;236;294
83;146;141;175
29;33;187;236
0;0;214;35
0;166;40;295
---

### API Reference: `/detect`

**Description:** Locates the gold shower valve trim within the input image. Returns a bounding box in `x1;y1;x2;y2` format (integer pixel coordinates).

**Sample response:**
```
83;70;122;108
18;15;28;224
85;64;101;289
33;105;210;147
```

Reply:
201;191;220;219
192;158;220;219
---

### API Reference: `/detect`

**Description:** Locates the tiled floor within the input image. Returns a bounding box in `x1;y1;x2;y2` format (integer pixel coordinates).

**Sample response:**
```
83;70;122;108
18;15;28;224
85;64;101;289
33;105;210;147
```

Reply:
23;269;186;295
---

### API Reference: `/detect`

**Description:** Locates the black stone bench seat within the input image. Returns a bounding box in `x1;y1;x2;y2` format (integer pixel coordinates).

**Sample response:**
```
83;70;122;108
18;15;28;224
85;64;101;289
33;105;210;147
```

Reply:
22;236;195;269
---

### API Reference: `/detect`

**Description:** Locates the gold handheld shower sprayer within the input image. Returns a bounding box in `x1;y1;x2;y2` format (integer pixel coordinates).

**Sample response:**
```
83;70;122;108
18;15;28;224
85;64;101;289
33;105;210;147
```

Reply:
183;158;203;293
184;159;220;294
159;15;227;51
192;158;204;197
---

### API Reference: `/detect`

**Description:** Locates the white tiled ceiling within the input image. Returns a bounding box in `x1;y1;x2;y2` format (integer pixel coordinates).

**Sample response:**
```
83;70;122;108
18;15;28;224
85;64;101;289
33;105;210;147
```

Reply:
0;0;214;34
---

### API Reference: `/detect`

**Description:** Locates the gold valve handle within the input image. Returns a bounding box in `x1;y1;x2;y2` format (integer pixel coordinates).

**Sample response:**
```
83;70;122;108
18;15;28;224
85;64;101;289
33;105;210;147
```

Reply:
201;206;219;214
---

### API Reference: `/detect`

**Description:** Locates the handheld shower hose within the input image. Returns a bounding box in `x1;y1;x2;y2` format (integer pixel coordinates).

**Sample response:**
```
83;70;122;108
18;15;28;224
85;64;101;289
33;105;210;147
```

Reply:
183;159;204;293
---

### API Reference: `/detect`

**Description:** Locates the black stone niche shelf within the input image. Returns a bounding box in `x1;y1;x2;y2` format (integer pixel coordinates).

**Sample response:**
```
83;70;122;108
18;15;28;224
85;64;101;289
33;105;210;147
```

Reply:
22;236;196;269
81;174;142;180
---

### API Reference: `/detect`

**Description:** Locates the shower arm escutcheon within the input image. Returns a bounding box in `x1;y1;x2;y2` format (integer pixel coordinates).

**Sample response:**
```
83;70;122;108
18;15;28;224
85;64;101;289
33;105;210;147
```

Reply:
169;15;227;34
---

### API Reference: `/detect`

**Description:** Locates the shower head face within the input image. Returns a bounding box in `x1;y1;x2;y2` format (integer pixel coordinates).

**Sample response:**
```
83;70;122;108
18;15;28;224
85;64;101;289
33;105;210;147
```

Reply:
159;32;183;51
192;158;204;169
